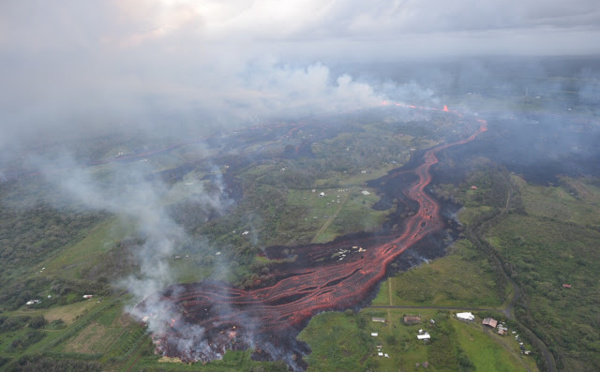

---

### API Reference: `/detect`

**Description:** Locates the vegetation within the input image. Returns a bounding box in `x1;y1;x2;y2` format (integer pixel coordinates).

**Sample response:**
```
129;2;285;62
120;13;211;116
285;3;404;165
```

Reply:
298;311;371;371
1;91;598;372
489;212;600;371
443;163;600;371
4;355;102;372
374;239;506;308
299;307;533;372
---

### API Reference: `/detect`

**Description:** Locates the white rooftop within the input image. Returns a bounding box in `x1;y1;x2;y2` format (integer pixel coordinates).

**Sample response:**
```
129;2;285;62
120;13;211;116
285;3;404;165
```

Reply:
417;332;431;340
456;312;475;321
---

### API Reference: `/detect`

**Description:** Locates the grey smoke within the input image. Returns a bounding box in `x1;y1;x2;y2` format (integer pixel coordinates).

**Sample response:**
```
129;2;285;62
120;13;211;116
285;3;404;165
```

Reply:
32;153;229;340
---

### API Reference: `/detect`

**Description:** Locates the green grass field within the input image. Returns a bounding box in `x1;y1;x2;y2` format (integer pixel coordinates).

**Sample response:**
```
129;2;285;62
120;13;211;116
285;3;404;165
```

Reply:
373;240;506;308
453;318;536;372
298;306;536;372
42;217;134;279
298;312;372;371
5;300;97;325
287;186;389;244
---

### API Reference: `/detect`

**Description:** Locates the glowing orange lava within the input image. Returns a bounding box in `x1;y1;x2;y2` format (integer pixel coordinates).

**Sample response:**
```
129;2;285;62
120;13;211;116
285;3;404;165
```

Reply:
138;103;488;369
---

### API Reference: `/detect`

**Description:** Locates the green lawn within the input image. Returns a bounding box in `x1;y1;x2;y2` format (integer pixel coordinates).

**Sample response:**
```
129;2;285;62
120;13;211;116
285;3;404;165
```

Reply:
373;240;505;308
6;300;98;325
43;217;134;279
453;318;534;372
298;307;535;372
298;312;372;372
286;187;389;244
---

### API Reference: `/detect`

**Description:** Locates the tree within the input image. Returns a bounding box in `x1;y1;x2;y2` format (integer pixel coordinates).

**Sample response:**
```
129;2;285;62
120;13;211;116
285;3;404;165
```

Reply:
29;316;46;329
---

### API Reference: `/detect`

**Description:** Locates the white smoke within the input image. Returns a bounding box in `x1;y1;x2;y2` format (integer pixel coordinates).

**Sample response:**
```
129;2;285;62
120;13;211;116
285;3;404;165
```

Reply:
33;153;230;337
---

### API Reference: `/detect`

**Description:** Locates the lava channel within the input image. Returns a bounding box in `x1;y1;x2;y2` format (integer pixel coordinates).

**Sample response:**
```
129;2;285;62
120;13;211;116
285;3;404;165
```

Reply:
135;106;488;370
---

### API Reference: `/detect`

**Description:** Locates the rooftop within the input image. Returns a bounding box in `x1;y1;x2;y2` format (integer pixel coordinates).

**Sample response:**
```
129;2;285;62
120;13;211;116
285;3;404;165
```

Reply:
482;317;498;328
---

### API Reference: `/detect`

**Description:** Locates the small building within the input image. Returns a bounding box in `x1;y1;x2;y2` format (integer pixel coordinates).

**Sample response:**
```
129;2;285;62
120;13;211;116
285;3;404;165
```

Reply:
470;185;478;190
456;312;475;321
562;284;572;289
319;192;326;197
361;190;371;195
417;332;431;340
403;315;421;325
371;332;378;337
482;317;498;329
372;317;386;323
83;295;93;299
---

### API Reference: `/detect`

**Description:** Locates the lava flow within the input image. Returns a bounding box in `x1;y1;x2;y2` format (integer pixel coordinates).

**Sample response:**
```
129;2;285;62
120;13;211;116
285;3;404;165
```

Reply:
136;106;488;370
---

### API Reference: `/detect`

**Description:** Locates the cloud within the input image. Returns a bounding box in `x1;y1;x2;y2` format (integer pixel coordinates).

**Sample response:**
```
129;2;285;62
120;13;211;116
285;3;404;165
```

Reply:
1;0;599;152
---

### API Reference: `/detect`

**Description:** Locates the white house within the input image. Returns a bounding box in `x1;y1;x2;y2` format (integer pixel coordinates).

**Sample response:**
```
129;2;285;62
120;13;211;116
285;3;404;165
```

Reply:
417;332;431;340
456;312;475;321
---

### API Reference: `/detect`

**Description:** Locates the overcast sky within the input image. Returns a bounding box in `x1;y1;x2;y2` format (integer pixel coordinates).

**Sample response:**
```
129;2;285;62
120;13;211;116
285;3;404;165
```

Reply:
1;0;599;151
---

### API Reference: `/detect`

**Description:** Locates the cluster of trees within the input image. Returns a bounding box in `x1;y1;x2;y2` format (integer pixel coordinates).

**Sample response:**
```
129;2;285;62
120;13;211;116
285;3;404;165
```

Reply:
0;316;31;333
7;330;46;353
465;168;512;209
0;201;107;271
375;119;442;141
0;184;109;310
427;313;475;372
0;315;47;353
311;130;408;174
4;355;101;372
495;223;600;371
453;161;600;371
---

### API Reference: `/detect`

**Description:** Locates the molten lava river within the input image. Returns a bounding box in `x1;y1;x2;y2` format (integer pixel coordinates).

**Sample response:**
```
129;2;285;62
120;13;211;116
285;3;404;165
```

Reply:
136;106;488;370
